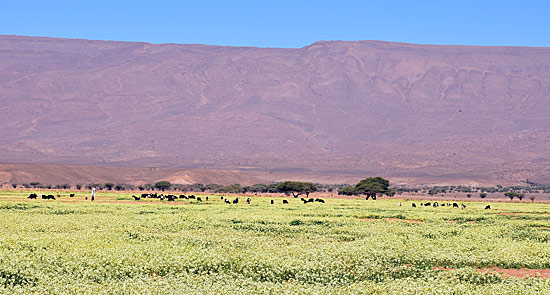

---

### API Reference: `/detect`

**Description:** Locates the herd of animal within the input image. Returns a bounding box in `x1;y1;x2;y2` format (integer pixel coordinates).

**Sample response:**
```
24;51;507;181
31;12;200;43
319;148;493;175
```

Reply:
26;192;327;205
409;201;491;210
26;193;492;210
27;193;75;200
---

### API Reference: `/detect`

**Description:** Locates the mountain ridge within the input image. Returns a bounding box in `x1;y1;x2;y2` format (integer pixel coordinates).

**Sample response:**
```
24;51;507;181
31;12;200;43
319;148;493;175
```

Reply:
1;35;549;185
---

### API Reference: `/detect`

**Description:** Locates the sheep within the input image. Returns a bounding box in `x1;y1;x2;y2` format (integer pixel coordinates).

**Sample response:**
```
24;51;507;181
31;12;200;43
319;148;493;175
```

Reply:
270;200;274;204
69;193;75;198
232;198;239;204
28;193;38;199
132;195;141;201
197;197;202;202
246;198;251;204
452;203;459;208
461;204;467;209
282;200;288;204
224;198;230;204
485;205;491;210
412;203;416;207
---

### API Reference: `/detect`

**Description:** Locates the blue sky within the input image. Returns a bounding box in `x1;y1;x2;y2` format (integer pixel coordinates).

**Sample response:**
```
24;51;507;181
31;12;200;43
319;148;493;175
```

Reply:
1;0;549;48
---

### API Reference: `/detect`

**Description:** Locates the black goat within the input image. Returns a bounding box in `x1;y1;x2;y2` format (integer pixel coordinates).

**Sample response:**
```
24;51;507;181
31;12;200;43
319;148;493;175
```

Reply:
28;193;38;199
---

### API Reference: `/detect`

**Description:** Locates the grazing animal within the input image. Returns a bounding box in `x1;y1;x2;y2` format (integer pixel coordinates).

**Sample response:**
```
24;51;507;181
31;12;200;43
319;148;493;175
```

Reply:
441;203;446;207
282;200;288;204
69;194;75;198
206;196;208;201
28;193;38;199
188;195;196;199
166;195;177;201
232;198;239;204
452;203;459;208
270;200;274;204
485;205;491;210
224;199;230;204
461;204;467;209
132;195;141;201
412;203;416;207
433;202;439;208
315;198;325;203
246;198;251;204
398;202;401;206
197;197;202;202
424;202;431;206
42;194;56;200
179;195;187;199
220;196;224;200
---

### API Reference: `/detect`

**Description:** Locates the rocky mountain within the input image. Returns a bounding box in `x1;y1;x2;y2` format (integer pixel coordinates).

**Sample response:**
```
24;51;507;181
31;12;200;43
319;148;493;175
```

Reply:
1;35;549;185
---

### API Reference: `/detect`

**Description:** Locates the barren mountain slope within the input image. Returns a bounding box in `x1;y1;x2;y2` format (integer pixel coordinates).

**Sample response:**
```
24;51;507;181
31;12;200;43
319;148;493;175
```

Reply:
1;35;549;184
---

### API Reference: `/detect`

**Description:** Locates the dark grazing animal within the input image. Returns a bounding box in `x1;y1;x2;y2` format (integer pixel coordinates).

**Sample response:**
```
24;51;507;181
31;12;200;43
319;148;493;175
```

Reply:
132;195;141;201
433;202;439;208
453;203;459;208
282;200;288;204
197;197;202;202
232;198;239;204
424;202;431;206
461;204;467;209
69;194;75;198
412;203;416;207
315;198;325;203
485;205;491;210
224;198;230;204
188;195;196;199
246;198;251;204
28;193;38;199
166;195;177;201
206;196;208;201
179;195;187;199
270;200;274;204
42;194;56;200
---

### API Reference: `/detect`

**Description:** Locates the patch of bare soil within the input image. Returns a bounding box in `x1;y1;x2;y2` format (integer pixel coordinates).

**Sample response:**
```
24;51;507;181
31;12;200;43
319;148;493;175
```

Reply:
480;267;550;279
433;266;550;279
360;218;423;223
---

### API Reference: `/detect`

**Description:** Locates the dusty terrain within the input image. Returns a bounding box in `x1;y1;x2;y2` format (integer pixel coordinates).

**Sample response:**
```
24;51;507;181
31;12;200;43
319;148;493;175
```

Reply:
1;35;550;185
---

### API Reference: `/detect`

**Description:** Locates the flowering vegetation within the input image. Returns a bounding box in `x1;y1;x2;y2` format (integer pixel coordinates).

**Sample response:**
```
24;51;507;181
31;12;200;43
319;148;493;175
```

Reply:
0;190;549;294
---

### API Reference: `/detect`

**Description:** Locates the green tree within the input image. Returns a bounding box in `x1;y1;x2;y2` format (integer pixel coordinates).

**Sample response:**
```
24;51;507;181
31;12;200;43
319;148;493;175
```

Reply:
276;181;317;198
154;181;172;191
339;186;356;196
504;192;519;201
354;177;390;200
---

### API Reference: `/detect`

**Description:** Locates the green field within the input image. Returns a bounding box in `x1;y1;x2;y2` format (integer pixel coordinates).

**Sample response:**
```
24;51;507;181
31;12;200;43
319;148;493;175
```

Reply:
1;190;549;294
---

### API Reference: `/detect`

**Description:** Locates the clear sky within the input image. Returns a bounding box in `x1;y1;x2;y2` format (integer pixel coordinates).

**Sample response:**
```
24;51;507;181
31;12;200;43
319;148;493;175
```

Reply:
1;0;549;48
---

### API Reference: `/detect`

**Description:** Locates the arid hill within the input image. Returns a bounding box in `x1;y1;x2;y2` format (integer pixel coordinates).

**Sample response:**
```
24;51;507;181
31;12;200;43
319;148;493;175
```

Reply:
1;35;549;185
